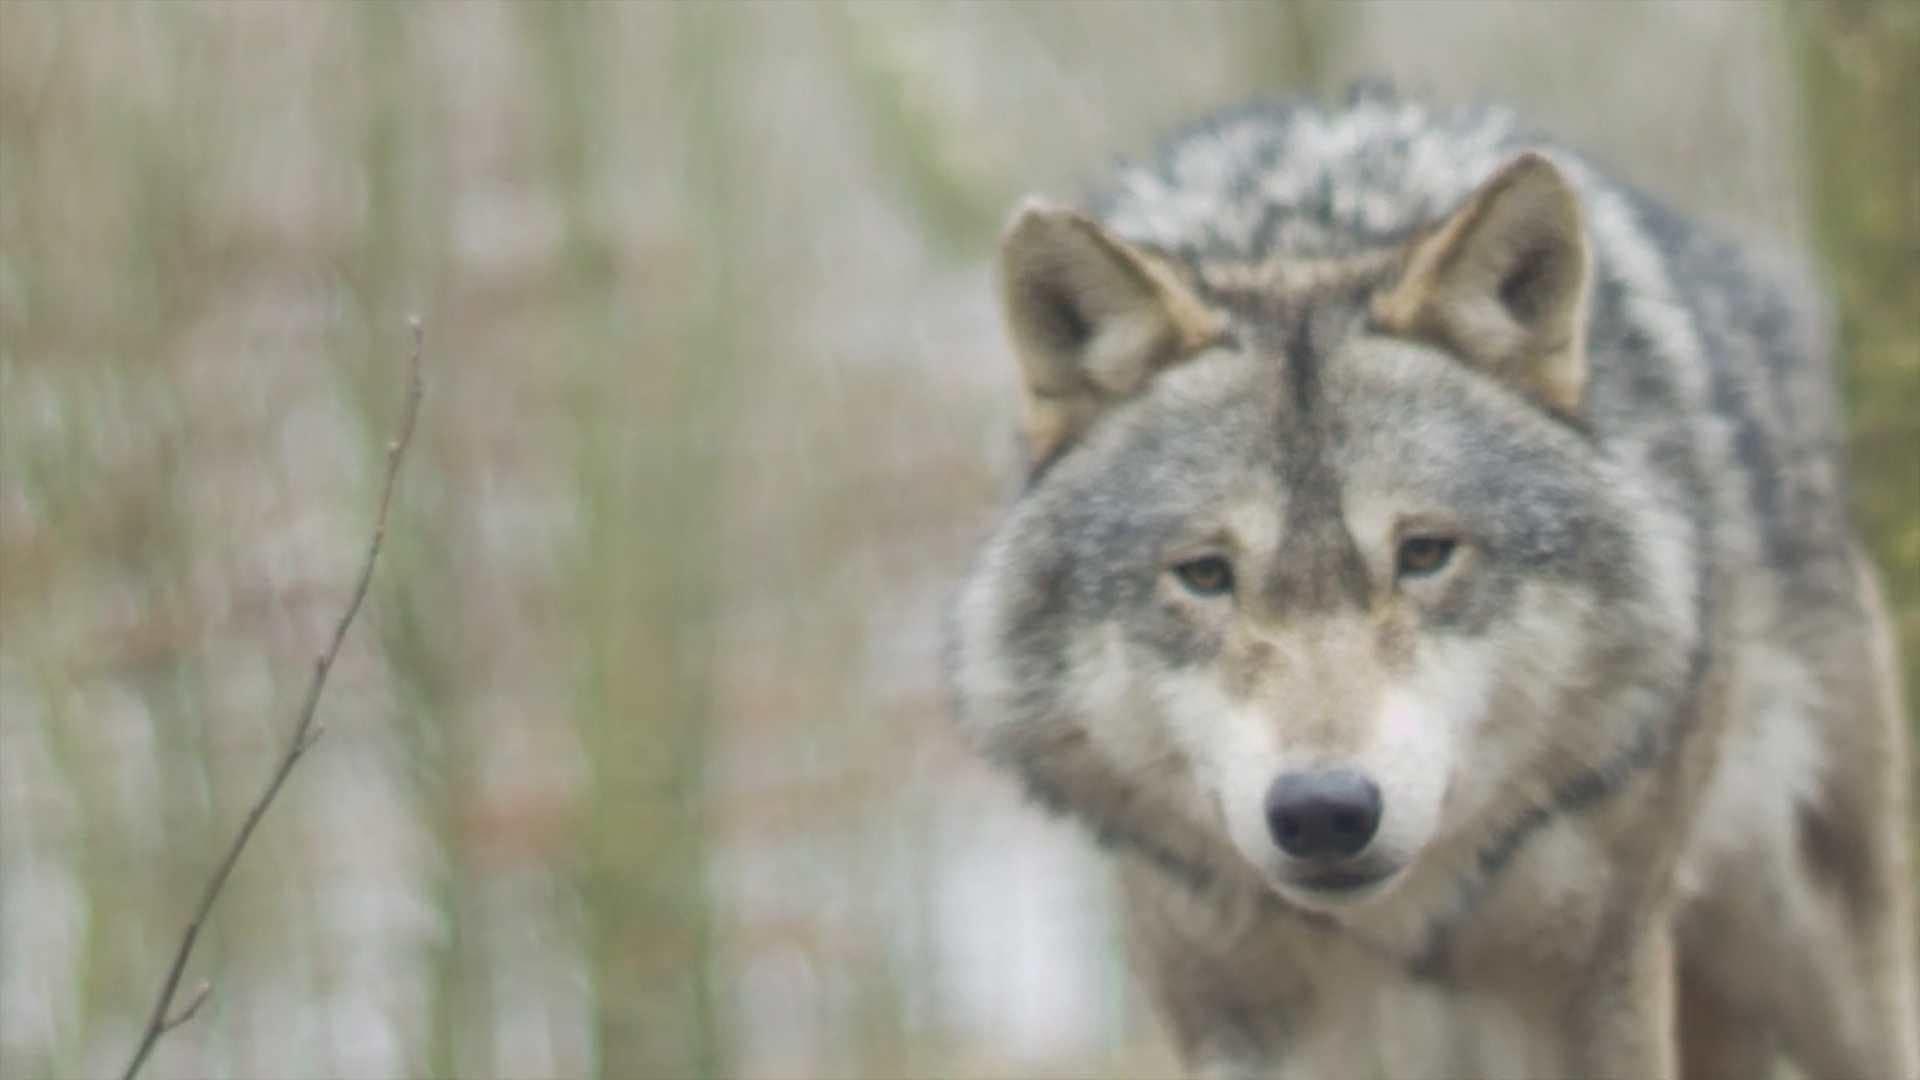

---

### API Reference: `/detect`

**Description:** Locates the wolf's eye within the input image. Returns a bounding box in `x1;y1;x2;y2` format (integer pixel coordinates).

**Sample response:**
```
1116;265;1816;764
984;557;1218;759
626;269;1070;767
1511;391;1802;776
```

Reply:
1171;556;1235;597
1396;536;1457;579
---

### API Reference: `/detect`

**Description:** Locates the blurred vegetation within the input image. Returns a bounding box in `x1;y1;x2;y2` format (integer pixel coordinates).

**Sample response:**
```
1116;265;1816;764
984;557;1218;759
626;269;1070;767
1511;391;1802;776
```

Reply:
1793;0;1920;724
0;3;1911;1079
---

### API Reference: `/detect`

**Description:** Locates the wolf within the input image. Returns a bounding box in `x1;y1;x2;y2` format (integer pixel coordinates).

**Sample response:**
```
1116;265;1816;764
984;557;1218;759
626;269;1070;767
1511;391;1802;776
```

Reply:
946;86;1917;1079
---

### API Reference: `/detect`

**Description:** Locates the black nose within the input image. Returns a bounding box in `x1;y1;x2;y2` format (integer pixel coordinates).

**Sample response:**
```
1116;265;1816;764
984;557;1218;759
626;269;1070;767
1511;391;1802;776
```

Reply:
1264;770;1382;859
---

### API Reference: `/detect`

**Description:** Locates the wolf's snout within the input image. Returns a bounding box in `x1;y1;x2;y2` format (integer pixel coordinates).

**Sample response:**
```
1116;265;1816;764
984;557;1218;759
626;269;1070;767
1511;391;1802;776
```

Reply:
1264;770;1381;859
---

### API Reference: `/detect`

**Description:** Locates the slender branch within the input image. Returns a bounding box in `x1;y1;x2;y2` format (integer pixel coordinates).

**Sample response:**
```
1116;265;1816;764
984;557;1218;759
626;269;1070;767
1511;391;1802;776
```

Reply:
157;981;211;1037
121;320;426;1080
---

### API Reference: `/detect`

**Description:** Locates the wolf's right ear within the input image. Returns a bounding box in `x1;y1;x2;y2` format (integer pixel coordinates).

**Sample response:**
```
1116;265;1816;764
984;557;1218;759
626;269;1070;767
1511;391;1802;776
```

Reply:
998;199;1226;463
1372;153;1591;417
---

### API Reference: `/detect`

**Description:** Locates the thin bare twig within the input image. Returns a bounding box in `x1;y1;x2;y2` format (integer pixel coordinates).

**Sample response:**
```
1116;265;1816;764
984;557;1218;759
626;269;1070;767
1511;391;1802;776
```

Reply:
121;320;426;1080
157;981;211;1037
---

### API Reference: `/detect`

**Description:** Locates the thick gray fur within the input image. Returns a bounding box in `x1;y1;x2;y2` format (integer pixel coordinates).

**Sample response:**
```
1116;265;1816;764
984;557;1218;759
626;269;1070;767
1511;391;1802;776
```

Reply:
949;89;1915;1079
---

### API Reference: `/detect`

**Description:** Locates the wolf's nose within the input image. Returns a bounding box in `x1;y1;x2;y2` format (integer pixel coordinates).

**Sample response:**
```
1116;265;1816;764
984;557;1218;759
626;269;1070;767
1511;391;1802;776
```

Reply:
1264;770;1382;859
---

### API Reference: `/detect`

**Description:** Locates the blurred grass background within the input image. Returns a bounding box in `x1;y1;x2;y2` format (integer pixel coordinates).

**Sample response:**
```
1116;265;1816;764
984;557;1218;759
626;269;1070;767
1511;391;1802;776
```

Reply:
0;3;1910;1079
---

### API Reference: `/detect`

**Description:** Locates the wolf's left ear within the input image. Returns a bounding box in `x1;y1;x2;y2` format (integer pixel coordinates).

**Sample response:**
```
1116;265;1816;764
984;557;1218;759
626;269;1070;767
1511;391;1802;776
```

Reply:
1372;152;1591;416
999;199;1227;462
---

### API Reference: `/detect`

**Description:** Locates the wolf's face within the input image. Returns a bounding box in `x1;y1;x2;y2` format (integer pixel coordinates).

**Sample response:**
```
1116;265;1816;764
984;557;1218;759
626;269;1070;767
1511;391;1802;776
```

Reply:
953;155;1692;913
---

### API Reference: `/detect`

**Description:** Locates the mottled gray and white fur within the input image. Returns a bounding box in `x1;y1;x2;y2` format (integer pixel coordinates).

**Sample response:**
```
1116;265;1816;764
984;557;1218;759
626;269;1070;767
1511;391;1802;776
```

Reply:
947;87;1916;1079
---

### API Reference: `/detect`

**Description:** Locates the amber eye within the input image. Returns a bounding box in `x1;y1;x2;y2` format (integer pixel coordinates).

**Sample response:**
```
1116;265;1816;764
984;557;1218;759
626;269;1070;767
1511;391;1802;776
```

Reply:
1396;536;1458;579
1171;555;1235;597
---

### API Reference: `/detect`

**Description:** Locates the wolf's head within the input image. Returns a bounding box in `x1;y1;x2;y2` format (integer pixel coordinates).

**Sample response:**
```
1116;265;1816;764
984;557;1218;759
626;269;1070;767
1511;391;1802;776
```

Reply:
949;153;1696;914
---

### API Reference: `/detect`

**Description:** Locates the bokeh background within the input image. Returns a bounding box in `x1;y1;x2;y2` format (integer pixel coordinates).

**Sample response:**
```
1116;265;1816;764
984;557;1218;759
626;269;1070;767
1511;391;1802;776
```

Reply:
1;3;1913;1078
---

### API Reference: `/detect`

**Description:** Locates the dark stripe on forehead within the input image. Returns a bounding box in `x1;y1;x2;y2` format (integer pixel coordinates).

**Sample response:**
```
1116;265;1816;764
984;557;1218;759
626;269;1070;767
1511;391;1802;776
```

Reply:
1265;407;1374;615
1184;250;1394;426
1264;497;1374;614
1284;311;1319;416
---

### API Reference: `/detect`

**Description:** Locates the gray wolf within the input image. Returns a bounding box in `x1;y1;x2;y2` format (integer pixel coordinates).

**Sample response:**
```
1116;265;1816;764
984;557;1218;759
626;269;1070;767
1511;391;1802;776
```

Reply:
946;87;1917;1079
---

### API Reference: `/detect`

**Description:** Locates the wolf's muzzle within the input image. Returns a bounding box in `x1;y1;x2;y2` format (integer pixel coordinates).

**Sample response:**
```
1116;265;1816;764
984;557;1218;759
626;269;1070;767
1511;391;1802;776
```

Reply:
1264;769;1382;859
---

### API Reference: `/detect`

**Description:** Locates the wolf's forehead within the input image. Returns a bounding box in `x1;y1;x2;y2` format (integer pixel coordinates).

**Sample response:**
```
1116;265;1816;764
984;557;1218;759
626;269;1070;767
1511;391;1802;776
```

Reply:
1102;346;1357;510
1191;249;1400;308
1182;275;1385;437
1132;334;1510;507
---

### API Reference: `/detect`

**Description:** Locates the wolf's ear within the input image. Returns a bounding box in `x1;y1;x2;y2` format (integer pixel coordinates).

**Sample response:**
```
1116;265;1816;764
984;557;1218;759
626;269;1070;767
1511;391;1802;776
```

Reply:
1372;152;1591;416
999;199;1227;462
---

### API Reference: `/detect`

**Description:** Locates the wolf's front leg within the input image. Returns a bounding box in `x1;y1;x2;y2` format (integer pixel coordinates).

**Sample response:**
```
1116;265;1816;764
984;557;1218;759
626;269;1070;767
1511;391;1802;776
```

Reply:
1184;1011;1389;1080
1554;921;1679;1080
1158;965;1454;1080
